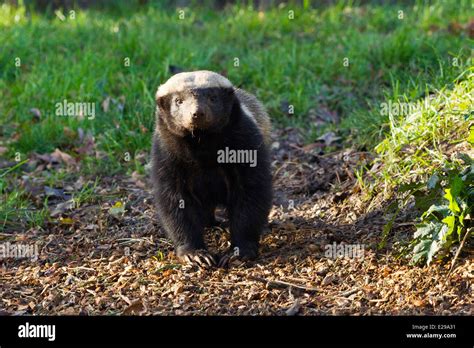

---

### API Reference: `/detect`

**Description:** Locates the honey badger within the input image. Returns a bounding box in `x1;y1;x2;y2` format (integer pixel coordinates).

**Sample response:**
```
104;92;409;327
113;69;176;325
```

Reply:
151;70;272;267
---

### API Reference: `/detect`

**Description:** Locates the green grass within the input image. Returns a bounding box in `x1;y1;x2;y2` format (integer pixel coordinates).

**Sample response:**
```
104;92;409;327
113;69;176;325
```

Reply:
0;0;472;231
370;70;473;195
369;72;473;264
0;160;49;230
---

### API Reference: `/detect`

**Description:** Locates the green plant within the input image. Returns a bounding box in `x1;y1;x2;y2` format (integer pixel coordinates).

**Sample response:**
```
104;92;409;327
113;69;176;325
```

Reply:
370;71;473;265
406;154;473;265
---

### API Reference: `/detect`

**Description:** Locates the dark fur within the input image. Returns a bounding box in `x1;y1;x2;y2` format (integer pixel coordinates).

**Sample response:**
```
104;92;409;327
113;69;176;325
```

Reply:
151;87;272;260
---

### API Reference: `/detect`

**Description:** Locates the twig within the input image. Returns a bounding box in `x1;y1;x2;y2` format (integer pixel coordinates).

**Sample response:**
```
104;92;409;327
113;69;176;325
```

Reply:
338;287;360;298
368;289;393;303
369;298;388;303
393;222;415;227
448;227;472;277
249;276;320;293
67;266;96;272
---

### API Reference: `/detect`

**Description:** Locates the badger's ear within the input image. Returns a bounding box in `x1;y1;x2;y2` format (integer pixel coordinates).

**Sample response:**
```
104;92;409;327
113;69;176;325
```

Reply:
156;93;171;113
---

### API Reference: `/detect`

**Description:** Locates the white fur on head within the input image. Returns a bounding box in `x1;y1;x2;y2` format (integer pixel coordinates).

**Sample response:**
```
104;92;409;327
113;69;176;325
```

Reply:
156;70;233;98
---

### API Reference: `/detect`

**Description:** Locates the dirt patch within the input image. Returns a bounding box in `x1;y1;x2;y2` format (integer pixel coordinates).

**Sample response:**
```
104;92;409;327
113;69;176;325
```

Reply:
0;129;472;315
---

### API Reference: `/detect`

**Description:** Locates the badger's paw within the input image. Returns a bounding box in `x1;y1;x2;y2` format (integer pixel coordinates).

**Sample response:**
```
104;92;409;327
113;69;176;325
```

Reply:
217;245;258;268
178;249;217;268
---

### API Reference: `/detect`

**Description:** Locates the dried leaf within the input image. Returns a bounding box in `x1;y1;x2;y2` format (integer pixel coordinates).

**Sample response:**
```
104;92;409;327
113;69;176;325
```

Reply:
50;200;75;217
285;299;300;316
29;108;41;120
122;300;145;315
102;97;111;113
51;148;76;167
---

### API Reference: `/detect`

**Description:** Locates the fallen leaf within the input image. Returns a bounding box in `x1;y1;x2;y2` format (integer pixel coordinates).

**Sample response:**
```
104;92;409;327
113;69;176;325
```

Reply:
102;97;111;113
29;108;41;120
448;21;463;34
302;142;324;153
412;299;426;307
381;266;392;277
51;148;76;167
119;294;132;306
84;224;98;230
131;171;146;189
59;217;74;225
321;273;337;286
315;105;339;124
139;124;148;134
122;300;145;315
317;132;341;147
467;19;474;38
117;96;126;112
50;200;75;217
285;299;300;316
76;132;96;156
109;201;126;216
63;127;76;139
44;186;71;200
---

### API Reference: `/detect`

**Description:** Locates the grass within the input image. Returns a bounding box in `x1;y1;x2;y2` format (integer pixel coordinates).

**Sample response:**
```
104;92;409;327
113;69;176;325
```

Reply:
0;0;472;231
0;160;49;231
370;70;473;195
368;71;472;265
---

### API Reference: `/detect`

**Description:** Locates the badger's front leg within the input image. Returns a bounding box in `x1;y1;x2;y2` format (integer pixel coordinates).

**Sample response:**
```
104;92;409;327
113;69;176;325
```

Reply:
161;202;216;267
154;173;216;267
219;164;272;267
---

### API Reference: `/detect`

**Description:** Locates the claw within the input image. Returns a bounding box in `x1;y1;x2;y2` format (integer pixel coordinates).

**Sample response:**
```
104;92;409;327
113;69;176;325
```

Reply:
218;245;258;268
179;249;216;268
202;253;216;267
217;253;238;268
192;254;205;267
183;254;192;264
217;255;229;268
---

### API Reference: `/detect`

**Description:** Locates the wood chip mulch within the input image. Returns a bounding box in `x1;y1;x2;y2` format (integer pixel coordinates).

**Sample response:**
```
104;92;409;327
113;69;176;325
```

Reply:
0;128;472;315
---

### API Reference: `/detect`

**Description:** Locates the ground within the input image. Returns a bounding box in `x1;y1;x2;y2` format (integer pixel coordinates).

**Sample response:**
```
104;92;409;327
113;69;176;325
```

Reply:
0;1;472;316
1;128;471;316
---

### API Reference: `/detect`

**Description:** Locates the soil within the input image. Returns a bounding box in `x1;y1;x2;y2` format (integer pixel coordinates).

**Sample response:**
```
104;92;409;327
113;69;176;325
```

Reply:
0;128;472;315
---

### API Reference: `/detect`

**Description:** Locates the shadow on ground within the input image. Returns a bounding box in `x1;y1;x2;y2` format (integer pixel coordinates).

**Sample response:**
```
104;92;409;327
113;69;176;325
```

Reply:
0;128;471;315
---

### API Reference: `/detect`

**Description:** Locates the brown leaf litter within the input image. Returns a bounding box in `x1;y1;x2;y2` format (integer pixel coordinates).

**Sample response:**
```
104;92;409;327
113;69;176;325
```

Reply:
0;128;472;315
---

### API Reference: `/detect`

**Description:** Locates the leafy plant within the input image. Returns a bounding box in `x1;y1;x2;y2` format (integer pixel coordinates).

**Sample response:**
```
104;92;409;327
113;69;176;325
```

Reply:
370;72;472;265
409;154;473;265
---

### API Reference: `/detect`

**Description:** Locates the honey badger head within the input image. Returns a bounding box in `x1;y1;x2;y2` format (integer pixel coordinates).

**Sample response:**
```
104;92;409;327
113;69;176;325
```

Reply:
155;71;236;136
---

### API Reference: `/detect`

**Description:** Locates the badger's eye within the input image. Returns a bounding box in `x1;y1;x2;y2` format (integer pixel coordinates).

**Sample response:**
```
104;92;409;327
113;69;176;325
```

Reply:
209;95;217;102
175;98;183;106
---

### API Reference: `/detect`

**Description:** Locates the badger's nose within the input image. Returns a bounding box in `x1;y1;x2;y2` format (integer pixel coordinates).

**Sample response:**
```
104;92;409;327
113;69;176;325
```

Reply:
192;111;203;119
